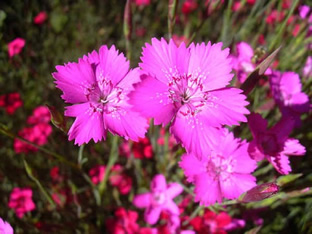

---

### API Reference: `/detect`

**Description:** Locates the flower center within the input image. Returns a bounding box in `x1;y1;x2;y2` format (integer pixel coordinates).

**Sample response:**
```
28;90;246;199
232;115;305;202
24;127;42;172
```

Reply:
83;78;124;114
206;155;234;182
152;192;166;206
258;133;280;156
168;74;217;117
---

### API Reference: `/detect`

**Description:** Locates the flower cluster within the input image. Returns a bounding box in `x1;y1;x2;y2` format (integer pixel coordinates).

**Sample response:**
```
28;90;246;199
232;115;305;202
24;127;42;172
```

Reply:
9;187;35;218
14;106;52;153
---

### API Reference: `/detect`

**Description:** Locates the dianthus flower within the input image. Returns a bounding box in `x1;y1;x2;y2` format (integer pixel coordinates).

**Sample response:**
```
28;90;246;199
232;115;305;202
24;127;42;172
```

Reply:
230;42;272;84
269;71;310;126
8;38;25;58
135;0;150;6
52;45;148;145
8;187;36;218
0;217;13;234
89;165;106;185
0;92;23;115
106;208;139;234
14;123;52;153
130;38;249;157
27;106;51;125
133;174;183;225
33;11;48;25
248;113;306;175
303;56;312;77
109;164;133;194
179;129;257;205
119;137;153;159
190;210;231;234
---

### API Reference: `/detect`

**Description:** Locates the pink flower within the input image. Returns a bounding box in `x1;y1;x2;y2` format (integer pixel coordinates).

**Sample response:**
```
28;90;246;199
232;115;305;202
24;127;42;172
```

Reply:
8;187;36;218
27;106;51;125
89;165;106;184
50;166;63;182
120;137;153;159
130;38;249;158
133;174;183;225
106;208;139;234
8;38;25;58
182;0;198;15
172;35;189;47
248;113;306;175
299;5;310;19
110;165;133;194
14;122;52;153
269;71;310;126
0;92;23;115
179;129;257;205
135;0;151;6
34;11;48;25
303;56;312;77
52;45;148;145
0;217;13;234
230;42;272;83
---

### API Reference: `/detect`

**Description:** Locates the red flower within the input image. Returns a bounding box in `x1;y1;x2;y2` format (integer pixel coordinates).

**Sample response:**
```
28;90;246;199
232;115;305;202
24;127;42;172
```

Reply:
106;208;139;234
190;210;231;234
34;11;48;25
182;0;198;15
110;165;132;194
8;38;25;58
0;93;23;115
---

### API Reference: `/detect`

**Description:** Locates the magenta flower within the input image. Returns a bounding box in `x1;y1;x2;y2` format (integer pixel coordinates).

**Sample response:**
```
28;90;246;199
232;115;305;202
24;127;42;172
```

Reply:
0;217;13;234
8;38;25;58
303;56;312;78
130;38;249;157
33;11;48;25
230;41;271;83
230;42;255;83
179;129;257;205
269;71;310;126
8;187;36;218
248;113;306;175
52;45;148;145
89;165;106;185
299;5;310;19
133;174;183;225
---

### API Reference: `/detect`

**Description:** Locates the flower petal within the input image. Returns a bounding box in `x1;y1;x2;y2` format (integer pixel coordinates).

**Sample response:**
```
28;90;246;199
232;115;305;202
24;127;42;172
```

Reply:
104;106;148;141
188;42;233;90
283;139;306;156
179;153;207;182
133;193;151;208
53;59;97;104
203;88;249;127
97;45;129;87
66;103;106;145
150;174;167;192
220;173;257;200
144;206;162;225
129;74;176;126
165;199;180;215
140;38;190;84
166;182;183;199
170;108;221;157
194;173;222;206
267;154;292;175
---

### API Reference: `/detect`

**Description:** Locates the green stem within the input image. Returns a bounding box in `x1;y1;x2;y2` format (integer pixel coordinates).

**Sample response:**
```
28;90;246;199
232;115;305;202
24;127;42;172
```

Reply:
168;0;179;38
78;144;85;166
23;159;56;208
269;0;299;51
0;124;79;170
183;205;204;225
99;135;119;196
